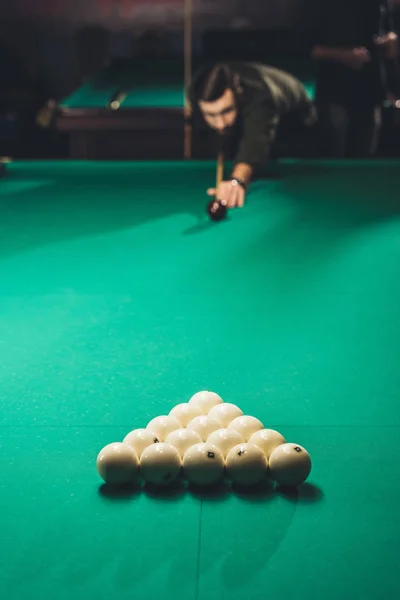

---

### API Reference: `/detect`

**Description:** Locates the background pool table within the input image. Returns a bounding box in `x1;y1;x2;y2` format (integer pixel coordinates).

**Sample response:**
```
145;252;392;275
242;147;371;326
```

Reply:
1;158;400;600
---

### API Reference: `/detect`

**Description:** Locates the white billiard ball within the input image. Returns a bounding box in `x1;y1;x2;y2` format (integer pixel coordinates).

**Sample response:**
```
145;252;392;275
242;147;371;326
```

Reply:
187;415;222;441
123;428;160;457
269;443;312;486
96;442;139;485
188;390;223;414
206;428;244;458
248;429;286;458
165;428;202;458
169;403;202;427
183;443;225;486
226;443;267;486
146;415;182;441
228;416;264;441
140;443;182;486
208;403;243;427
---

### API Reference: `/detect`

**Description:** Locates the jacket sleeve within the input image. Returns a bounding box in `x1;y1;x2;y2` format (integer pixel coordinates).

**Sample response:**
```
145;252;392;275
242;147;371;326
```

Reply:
234;99;279;170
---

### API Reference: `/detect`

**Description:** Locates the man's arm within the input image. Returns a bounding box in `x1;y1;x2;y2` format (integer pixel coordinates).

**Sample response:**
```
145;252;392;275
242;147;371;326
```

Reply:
311;45;371;69
312;46;342;61
306;0;371;69
232;100;279;182
230;163;253;188
206;100;278;209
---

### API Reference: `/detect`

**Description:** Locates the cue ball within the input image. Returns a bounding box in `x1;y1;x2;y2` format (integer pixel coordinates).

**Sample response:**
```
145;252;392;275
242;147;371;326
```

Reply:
146;415;182;441
169;403;202;427
206;428;244;458
207;199;227;222
248;429;286;458
187;415;223;441
183;443;225;486
188;390;223;414
96;442;139;485
140;443;182;486
123;428;160;457
269;443;312;486
226;443;268;486
228;416;264;441
165;428;202;458
208;403;243;427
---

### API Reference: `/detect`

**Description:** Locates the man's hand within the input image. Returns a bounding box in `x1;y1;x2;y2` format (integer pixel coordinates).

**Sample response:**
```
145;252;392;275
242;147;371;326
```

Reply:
338;47;371;70
375;32;398;60
207;180;246;208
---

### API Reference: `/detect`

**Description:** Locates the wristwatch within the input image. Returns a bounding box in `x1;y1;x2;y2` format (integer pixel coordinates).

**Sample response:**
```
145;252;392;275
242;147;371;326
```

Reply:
229;177;247;191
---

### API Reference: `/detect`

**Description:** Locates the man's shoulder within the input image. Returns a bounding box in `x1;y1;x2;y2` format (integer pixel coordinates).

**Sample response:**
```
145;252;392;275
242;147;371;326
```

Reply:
227;62;287;93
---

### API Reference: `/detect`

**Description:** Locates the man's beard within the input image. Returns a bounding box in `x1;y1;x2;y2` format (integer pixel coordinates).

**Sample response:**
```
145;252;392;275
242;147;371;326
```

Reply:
216;116;242;158
215;125;236;157
218;124;235;137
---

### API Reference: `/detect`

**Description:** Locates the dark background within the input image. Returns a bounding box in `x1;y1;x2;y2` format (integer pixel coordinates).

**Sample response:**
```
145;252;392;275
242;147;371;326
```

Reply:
1;0;400;158
0;1;310;99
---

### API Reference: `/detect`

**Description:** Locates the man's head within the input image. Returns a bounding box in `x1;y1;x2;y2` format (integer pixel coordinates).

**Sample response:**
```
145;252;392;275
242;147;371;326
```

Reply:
190;64;241;134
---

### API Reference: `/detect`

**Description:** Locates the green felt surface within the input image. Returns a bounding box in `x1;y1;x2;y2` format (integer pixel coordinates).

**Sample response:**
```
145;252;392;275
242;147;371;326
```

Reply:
1;159;400;599
59;60;186;109
61;84;185;109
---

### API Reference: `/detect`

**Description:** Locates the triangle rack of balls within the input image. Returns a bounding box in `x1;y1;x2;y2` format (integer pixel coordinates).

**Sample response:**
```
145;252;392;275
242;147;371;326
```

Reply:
96;390;312;489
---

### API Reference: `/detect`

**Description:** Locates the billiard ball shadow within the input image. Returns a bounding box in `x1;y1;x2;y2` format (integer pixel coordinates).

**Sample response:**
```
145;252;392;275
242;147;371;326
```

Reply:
275;481;324;504
187;479;231;501
207;476;298;588
183;221;218;235
98;481;142;501
143;478;187;500
183;213;231;236
230;476;275;502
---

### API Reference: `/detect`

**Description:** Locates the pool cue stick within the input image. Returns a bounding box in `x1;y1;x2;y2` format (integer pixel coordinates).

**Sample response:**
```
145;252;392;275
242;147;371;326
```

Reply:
216;151;224;197
183;0;192;159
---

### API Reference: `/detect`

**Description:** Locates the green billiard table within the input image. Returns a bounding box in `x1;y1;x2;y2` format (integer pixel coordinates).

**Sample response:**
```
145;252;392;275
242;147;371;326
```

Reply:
1;158;400;600
56;58;209;160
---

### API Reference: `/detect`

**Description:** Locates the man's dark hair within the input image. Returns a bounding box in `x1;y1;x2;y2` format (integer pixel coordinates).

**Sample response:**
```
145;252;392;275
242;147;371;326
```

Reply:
190;63;236;103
